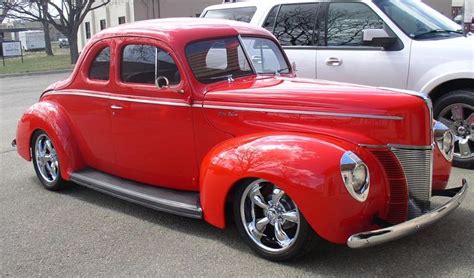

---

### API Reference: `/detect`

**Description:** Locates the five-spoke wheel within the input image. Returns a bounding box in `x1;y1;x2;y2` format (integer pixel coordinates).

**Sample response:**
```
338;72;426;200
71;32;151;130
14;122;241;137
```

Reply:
32;131;66;190
234;179;317;261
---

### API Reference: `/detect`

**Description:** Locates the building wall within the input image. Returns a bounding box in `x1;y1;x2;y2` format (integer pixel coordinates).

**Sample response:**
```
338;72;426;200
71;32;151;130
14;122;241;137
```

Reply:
424;0;452;17
78;0;134;51
77;0;220;51
158;0;220;18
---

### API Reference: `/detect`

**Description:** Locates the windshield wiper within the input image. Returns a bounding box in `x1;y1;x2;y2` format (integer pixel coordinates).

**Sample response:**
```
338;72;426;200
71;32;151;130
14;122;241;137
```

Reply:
412;29;463;39
276;67;290;74
208;74;234;82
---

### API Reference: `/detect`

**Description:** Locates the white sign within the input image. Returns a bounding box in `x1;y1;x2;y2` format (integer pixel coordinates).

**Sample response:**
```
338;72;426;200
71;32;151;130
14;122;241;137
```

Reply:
2;41;22;57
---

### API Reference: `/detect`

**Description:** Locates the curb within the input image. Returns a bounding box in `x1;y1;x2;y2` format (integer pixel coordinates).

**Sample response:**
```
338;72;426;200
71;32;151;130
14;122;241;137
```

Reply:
0;69;73;79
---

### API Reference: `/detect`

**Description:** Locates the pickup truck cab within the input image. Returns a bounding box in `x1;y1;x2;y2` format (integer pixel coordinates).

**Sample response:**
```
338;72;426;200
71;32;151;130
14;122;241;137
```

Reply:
14;18;468;261
202;0;474;168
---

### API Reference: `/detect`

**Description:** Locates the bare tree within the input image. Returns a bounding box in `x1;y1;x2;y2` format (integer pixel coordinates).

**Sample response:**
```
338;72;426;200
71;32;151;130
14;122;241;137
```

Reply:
5;0;111;63
1;0;11;23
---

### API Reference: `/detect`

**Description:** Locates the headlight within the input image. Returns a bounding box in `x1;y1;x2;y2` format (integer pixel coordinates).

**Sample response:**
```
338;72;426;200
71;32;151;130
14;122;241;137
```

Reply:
340;151;370;202
434;121;455;162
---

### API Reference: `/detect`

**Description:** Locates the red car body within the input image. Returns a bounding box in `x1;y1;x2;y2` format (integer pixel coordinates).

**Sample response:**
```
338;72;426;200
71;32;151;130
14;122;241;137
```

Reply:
15;19;464;249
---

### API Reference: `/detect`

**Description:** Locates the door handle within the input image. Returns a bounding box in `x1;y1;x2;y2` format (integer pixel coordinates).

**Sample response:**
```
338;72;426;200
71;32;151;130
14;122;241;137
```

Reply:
325;57;343;66
110;105;123;110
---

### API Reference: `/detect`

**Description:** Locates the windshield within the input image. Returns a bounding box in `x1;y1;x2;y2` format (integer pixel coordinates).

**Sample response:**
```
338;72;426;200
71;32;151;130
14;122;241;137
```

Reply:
241;37;290;75
373;0;463;39
185;37;289;83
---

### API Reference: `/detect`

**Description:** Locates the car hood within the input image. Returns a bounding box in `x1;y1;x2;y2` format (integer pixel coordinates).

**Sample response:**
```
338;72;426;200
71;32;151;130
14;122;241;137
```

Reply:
202;76;432;146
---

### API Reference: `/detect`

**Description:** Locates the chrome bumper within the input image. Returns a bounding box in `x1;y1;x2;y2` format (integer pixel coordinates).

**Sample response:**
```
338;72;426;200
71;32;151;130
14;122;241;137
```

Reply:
347;179;468;249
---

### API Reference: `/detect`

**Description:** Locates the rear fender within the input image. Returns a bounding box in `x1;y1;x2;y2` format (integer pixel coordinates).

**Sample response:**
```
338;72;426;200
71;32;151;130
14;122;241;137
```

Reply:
199;132;388;244
16;101;84;180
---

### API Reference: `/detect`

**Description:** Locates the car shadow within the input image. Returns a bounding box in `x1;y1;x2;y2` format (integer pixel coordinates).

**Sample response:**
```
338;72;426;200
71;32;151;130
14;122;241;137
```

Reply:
38;177;474;275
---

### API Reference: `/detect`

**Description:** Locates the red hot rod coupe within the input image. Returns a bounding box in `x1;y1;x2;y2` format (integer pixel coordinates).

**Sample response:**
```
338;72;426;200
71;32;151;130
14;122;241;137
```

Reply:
13;18;468;261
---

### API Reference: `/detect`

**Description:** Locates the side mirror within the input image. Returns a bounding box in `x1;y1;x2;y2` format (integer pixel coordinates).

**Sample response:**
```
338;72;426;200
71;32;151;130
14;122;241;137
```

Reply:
362;29;397;49
155;76;169;89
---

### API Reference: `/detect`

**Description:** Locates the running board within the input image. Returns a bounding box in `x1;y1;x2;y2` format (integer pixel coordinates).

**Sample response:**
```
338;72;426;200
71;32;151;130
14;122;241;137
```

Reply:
70;168;202;219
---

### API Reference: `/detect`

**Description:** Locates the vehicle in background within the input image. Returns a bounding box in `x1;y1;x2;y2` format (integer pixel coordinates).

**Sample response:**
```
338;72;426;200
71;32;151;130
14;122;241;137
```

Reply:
202;0;474;169
17;30;45;51
59;38;69;48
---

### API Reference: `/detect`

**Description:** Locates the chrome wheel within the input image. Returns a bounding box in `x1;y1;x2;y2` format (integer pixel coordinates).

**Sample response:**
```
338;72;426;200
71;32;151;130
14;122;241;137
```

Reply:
34;134;59;183
240;179;300;254
438;103;474;160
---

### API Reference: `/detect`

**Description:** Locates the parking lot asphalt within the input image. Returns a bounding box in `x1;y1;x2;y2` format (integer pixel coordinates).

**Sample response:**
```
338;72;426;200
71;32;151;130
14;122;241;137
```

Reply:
1;73;473;277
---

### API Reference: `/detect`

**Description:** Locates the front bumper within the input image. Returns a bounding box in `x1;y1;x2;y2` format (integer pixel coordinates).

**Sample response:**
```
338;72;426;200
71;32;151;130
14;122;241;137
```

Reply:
347;178;468;248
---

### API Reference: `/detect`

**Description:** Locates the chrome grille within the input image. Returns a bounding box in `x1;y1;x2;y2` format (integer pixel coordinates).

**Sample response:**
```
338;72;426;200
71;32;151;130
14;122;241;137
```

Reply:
391;146;433;219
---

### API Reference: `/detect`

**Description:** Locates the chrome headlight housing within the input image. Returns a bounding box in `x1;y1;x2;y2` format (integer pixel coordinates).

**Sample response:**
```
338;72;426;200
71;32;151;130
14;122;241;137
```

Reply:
340;151;370;202
434;121;455;162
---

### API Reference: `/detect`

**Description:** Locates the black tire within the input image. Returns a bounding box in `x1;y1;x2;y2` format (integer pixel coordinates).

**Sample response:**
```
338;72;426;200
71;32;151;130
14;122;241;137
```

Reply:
233;179;319;261
31;130;67;191
433;89;474;169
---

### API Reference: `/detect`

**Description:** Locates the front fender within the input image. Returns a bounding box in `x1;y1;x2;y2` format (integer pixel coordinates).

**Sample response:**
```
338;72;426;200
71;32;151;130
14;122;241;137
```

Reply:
199;132;388;244
16;101;84;180
414;62;473;95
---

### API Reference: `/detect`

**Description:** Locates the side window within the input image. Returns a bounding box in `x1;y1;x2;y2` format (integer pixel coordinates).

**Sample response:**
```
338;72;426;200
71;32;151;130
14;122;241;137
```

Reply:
121;44;181;85
89;47;110;81
273;4;319;46
203;7;257;23
262;5;279;32
325;3;384;46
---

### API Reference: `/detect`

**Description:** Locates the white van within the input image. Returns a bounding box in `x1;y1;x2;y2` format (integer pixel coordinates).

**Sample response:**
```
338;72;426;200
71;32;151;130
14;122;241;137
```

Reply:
202;0;474;168
18;30;45;51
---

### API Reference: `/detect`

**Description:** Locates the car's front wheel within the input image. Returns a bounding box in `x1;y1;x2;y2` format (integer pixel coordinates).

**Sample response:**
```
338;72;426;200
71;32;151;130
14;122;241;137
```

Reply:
234;179;317;261
434;90;474;169
32;131;67;190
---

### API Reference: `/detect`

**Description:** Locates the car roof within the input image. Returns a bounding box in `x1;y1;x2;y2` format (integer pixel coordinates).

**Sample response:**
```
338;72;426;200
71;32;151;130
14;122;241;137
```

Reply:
92;17;273;46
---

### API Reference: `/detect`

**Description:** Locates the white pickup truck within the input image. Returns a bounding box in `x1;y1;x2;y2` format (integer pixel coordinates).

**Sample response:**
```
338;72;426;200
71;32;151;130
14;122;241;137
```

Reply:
202;0;474;168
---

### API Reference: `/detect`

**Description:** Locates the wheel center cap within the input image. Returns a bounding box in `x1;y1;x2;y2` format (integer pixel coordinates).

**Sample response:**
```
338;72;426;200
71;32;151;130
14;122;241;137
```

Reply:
266;208;279;224
458;126;467;136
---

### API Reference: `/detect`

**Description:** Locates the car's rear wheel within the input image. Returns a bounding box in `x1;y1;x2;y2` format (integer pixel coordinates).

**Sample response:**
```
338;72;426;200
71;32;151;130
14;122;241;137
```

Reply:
434;90;474;169
234;179;317;261
32;131;67;190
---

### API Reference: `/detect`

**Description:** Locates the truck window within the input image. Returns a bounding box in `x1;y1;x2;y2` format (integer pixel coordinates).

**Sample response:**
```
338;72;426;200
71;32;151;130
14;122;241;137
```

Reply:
273;4;320;46
324;3;384;46
203;7;257;23
263;5;279;32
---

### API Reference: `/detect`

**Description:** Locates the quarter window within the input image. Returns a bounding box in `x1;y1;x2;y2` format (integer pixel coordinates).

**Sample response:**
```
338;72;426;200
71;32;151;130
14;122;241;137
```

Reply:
325;3;384;46
203;7;257;23
89;47;110;81
121;44;181;85
273;4;319;46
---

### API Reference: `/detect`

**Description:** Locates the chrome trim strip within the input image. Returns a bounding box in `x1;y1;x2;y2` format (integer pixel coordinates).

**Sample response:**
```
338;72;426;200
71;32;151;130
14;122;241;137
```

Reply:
46;91;403;120
202;104;403;120
359;144;432;150
45;91;191;107
347;179;468;248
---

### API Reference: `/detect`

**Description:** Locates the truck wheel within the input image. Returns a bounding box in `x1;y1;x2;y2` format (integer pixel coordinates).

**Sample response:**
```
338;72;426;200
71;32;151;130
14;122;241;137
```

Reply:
434;90;474;169
234;179;318;261
31;131;67;191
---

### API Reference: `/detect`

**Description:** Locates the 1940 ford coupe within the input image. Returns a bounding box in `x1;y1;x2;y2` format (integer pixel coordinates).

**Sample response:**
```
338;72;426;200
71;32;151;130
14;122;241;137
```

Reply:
13;18;468;261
